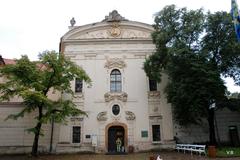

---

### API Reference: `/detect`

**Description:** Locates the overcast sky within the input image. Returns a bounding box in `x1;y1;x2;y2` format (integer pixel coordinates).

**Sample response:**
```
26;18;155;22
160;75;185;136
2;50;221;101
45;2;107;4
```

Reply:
0;0;239;92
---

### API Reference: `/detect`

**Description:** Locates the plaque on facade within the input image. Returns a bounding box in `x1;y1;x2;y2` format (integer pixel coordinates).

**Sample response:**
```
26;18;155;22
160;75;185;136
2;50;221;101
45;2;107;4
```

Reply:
92;135;97;147
141;131;148;138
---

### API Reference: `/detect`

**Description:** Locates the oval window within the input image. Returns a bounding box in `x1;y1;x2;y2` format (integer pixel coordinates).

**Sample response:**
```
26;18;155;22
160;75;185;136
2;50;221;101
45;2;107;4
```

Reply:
112;105;120;116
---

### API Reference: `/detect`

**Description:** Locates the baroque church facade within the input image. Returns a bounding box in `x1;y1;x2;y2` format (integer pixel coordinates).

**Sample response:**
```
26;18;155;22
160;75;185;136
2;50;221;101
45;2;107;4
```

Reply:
58;10;174;153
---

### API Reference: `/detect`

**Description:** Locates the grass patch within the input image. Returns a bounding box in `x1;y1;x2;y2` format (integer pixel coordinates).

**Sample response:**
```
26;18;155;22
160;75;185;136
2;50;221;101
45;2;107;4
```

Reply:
217;147;240;157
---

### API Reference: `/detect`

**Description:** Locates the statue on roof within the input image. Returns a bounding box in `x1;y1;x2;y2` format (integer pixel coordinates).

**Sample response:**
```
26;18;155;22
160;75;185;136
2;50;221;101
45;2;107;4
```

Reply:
103;10;128;22
70;17;76;27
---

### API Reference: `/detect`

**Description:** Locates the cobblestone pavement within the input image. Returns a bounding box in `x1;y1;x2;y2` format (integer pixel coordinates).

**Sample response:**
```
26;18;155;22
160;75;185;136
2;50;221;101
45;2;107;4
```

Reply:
0;152;239;160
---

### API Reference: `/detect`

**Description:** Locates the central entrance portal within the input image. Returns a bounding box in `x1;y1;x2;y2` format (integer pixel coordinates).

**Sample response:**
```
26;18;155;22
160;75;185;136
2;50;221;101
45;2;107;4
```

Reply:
108;126;125;153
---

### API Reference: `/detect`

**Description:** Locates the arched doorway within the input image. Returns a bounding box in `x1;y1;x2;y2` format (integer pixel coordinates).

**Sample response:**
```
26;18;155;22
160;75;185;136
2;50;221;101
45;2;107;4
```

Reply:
105;123;128;153
108;126;124;153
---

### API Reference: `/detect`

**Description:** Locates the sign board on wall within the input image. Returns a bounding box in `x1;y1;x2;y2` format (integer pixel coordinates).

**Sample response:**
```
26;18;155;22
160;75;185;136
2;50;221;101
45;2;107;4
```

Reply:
92;135;97;147
141;130;148;138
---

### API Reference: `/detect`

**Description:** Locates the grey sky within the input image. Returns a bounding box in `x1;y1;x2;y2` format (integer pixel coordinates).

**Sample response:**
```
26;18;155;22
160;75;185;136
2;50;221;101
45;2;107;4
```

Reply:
0;0;239;92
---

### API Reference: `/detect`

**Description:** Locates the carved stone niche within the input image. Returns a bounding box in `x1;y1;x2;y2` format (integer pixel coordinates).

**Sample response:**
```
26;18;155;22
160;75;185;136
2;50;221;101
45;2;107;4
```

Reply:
125;111;136;120
97;111;108;121
148;91;161;99
104;92;128;102
104;58;126;69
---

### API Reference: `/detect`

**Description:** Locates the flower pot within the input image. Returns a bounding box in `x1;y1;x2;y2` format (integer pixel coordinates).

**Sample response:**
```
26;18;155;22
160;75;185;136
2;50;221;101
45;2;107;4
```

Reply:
208;145;216;158
149;156;155;160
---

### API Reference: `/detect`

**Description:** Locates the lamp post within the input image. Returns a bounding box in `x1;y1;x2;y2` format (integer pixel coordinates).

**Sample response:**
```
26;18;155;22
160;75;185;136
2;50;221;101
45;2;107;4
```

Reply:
208;101;217;158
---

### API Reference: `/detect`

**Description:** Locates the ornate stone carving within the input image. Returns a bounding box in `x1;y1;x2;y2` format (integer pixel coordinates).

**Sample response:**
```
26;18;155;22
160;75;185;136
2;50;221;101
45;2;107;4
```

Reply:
74;93;84;99
73;93;84;103
153;106;159;112
109;23;121;37
70;117;83;122
125;111;136;120
148;91;161;99
97;111;108;121
102;10;128;22
73;29;150;39
104;92;128;102
104;58;126;69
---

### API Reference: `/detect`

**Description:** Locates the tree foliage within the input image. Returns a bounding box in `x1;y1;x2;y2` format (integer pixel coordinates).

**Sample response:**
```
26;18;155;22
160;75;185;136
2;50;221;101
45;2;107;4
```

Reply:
0;50;91;155
144;5;240;145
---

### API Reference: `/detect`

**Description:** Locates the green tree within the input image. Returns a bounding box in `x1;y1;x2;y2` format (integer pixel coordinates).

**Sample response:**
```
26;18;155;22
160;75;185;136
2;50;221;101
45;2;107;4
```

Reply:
144;5;240;145
0;51;91;156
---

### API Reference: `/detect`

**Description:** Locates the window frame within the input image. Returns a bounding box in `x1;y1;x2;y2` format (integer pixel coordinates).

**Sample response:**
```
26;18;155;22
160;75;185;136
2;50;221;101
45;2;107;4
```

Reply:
75;78;83;93
149;79;157;91
72;126;81;143
110;69;122;92
152;125;161;142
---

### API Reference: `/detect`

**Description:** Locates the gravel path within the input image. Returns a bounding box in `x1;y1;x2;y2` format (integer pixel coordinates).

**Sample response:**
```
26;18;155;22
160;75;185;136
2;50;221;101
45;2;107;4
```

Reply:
0;152;239;160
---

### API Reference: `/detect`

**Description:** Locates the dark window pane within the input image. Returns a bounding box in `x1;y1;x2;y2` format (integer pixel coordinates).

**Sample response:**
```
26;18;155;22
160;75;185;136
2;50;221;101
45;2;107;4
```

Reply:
149;79;157;91
112;105;120;115
72;126;81;143
110;69;121;92
152;125;161;141
75;78;83;93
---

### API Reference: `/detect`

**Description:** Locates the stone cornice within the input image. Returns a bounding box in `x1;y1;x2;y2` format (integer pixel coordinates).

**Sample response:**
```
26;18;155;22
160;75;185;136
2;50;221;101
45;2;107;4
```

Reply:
62;39;153;45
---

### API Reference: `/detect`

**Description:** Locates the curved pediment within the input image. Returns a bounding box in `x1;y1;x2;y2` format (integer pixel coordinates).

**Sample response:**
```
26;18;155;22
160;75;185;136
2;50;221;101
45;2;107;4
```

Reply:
62;21;154;40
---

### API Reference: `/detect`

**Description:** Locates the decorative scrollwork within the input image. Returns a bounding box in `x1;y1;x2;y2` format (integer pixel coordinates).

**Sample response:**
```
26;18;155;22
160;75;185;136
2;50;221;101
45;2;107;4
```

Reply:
148;91;160;99
125;111;136;120
104;58;126;69
97;111;108;121
104;92;128;102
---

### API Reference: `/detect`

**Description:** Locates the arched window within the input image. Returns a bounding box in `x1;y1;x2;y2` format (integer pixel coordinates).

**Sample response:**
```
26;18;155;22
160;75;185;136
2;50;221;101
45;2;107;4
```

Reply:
110;69;121;92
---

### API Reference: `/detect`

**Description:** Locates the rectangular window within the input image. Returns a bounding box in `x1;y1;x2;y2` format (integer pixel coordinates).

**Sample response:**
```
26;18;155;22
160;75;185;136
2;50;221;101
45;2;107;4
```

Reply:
152;125;161;142
75;78;83;93
72;126;81;143
149;79;157;91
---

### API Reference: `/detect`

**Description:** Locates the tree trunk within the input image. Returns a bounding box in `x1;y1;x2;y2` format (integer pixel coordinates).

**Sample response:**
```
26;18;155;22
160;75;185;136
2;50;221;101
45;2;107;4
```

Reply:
31;106;43;156
31;122;42;156
208;108;217;145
